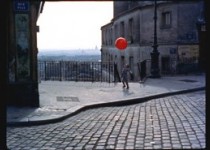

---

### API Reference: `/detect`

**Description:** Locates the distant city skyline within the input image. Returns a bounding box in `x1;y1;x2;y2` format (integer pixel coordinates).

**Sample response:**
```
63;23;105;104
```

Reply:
37;1;113;51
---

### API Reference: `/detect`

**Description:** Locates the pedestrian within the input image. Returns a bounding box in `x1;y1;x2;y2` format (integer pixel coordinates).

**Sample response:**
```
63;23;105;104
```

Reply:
121;64;131;89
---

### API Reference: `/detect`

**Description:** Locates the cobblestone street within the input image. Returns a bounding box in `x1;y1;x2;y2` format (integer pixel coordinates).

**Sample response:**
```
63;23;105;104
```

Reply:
7;91;205;150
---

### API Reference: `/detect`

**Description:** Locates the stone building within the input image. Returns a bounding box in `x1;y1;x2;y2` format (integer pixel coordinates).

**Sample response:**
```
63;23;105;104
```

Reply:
101;0;205;81
0;1;44;107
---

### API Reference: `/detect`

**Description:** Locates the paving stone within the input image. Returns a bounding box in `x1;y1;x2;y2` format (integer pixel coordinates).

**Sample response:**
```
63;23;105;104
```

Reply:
7;91;205;149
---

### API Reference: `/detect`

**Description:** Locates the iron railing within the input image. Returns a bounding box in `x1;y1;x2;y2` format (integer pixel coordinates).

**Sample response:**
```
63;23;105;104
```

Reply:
137;57;202;81
137;59;151;82
176;58;201;74
38;58;202;83
38;61;117;83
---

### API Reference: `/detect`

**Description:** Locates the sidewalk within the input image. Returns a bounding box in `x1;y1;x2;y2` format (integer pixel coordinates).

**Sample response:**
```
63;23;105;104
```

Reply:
7;74;206;127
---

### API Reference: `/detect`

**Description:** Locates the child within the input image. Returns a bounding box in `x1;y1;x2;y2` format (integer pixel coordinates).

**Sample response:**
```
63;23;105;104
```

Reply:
121;64;130;89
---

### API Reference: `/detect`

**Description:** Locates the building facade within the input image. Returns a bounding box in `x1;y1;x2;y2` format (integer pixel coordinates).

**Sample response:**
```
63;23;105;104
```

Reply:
101;0;205;81
2;1;44;107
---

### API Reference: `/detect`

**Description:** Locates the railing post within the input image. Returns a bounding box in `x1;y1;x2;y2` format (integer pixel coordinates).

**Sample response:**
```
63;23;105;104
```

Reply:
108;62;111;83
76;62;78;82
92;62;94;82
60;61;62;81
138;60;147;82
100;62;102;82
44;61;47;81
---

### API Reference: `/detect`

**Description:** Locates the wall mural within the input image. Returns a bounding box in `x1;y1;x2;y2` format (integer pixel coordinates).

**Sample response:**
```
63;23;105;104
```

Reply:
15;14;30;81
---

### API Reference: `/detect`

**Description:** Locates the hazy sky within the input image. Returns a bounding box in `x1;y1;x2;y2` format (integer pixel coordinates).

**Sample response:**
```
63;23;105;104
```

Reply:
37;1;113;51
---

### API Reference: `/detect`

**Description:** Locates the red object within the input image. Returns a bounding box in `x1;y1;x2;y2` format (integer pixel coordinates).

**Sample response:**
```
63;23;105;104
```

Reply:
115;37;128;50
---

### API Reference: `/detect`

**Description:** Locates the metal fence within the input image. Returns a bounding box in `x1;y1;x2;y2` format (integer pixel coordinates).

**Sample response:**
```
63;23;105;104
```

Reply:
38;58;202;83
38;61;117;83
176;58;201;74
137;59;151;82
137;57;202;80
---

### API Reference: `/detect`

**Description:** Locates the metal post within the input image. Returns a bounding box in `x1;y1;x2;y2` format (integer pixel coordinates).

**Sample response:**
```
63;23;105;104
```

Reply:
150;0;161;78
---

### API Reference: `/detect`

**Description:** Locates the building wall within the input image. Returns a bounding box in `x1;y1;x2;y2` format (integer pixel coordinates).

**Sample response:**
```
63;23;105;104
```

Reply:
114;1;129;17
0;1;10;146
7;1;43;107
101;0;204;81
113;9;140;44
177;2;202;44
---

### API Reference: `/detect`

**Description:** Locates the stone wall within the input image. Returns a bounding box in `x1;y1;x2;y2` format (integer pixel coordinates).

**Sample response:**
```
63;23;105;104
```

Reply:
101;1;204;80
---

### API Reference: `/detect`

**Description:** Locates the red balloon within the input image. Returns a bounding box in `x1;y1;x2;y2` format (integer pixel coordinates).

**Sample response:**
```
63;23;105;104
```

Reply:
115;37;128;50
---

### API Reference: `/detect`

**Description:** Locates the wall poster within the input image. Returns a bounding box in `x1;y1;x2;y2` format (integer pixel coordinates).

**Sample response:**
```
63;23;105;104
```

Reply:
178;45;199;62
15;14;30;81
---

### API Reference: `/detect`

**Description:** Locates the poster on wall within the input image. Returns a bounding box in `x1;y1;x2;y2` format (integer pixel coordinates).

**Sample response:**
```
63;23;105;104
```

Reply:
178;45;199;60
15;14;30;81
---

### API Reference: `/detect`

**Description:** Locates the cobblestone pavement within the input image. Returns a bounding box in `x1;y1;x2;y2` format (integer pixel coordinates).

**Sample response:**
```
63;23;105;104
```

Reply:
7;91;206;150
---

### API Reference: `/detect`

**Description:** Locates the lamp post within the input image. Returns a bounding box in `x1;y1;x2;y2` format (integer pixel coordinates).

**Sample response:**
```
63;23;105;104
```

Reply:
150;0;160;78
196;19;206;72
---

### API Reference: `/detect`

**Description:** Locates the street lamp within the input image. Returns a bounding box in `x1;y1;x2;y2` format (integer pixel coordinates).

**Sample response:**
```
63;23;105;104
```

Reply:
196;19;206;72
150;0;161;78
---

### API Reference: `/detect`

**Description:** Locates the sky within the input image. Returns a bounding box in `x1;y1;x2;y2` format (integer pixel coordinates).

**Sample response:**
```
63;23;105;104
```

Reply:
37;1;113;51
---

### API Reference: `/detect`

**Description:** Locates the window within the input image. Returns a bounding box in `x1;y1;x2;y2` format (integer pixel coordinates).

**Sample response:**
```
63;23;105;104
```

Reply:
110;28;113;45
105;29;108;45
114;24;118;39
129;56;134;72
102;30;105;45
161;11;171;28
128;18;134;43
120;21;125;37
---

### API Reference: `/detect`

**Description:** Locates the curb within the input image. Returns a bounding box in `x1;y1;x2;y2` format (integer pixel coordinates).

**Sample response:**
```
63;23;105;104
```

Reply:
7;86;205;127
